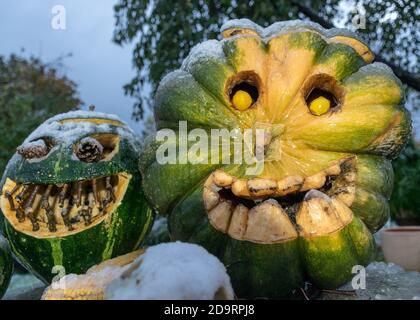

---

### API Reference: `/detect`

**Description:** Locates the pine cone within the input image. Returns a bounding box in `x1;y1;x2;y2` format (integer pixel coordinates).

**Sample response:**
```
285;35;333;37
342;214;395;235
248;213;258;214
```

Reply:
76;137;103;163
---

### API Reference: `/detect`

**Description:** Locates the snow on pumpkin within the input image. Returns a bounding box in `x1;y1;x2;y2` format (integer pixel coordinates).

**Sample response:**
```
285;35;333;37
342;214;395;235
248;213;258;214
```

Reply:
105;242;234;300
42;242;234;300
0;109;153;284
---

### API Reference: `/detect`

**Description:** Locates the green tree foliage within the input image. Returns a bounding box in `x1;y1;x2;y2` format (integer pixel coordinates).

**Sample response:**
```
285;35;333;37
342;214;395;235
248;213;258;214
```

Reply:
390;139;420;225
312;0;418;76
0;54;82;173
113;0;303;120
311;0;419;120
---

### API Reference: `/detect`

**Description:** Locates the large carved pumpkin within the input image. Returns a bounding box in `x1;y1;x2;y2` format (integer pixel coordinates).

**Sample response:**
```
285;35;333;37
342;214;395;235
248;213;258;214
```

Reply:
140;19;411;298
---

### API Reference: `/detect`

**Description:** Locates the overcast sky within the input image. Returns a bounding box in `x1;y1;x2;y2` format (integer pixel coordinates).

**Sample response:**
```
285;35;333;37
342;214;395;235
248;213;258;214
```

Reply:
0;0;143;132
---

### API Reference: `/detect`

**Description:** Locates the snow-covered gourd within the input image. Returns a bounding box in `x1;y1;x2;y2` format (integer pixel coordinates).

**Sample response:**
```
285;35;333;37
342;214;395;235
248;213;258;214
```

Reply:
0;236;13;298
105;242;234;300
0;111;154;283
42;249;144;300
42;242;234;300
139;19;412;298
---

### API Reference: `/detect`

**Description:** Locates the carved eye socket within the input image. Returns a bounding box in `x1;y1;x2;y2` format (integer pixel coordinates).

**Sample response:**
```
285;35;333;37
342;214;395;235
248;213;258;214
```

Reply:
75;137;103;163
306;89;336;116
303;74;344;116
228;71;261;111
17;138;54;160
74;134;120;163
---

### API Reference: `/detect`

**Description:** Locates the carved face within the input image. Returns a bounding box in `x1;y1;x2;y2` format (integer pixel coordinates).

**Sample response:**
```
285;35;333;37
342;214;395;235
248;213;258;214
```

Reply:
140;19;411;298
0;111;153;282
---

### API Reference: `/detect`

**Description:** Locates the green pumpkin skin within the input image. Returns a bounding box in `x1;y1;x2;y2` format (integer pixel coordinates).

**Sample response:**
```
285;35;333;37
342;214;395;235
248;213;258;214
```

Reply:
140;19;411;298
0;236;13;298
0;111;154;283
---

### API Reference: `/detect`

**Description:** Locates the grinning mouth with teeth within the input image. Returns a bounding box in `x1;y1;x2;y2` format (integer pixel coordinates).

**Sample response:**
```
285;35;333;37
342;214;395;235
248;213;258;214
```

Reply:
0;173;131;238
203;157;356;244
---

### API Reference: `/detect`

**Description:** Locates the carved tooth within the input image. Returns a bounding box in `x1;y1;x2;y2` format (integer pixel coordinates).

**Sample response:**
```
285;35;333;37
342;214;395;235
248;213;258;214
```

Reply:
301;172;327;192
100;176;114;214
24;185;40;231
80;194;93;226
58;184;69;208
325;163;341;176
247;178;277;197
227;204;248;239
212;170;234;187
86;207;93;225
15;184;30;203
87;192;94;223
74;181;83;207
7;196;16;212
40;185;52;205
296;190;353;236
203;187;220;211
105;176;115;203
231;179;251;198
78;209;90;226
76;193;91;226
276;176;304;196
15;207;25;222
61;200;74;231
89;191;98;218
91;179;99;206
243;199;298;243
4;183;21;211
41;185;57;232
208;201;233;233
332;186;356;207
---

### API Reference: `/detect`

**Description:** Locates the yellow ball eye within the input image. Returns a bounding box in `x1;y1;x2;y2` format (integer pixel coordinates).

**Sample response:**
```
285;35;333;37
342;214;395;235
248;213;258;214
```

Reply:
232;90;253;111
309;96;331;115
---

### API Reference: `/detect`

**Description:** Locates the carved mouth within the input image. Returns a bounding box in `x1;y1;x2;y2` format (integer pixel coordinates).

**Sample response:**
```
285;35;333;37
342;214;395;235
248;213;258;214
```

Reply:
203;157;356;244
1;173;131;238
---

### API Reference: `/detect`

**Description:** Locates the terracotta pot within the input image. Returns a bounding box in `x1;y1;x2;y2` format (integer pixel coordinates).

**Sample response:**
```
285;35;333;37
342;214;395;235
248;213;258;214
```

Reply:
381;226;420;272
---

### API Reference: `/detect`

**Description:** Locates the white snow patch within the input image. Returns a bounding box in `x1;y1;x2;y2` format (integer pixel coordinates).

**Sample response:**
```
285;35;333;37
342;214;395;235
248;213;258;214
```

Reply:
158;70;192;91
149;216;167;234
57;266;128;291
221;18;263;35
105;242;234;300
47;110;123;124
22;139;46;148
18;111;139;155
17;139;47;152
181;40;225;71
